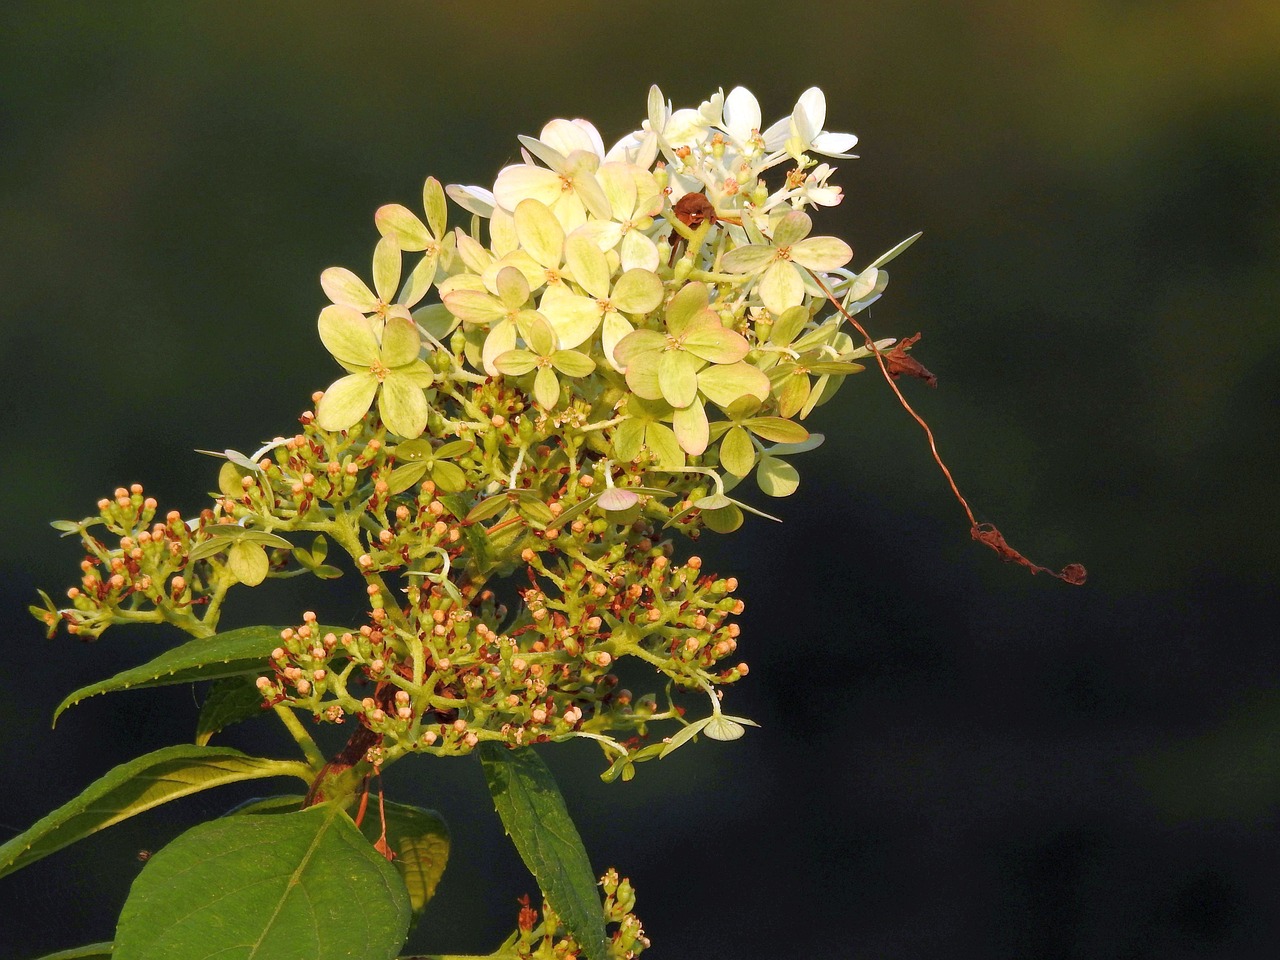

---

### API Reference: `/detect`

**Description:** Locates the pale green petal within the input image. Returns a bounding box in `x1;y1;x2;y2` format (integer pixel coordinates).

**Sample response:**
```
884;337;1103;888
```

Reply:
683;314;750;364
702;503;744;534
430;460;468;493
522;313;557;357
481;318;519;377
443;289;505;324
318;305;378;367
412;302;460;342
494;165;563;211
493;349;539;376
613;417;645;462
620;230;660;273
776;372;811;419
745;416;809;444
423;176;448;239
645;422;685;470
672;398;709;455
375;204;431;251
613;328;665;367
719;425;756;477
495;265;531;309
398;358;436;388
623;350;664;401
380;316;422;367
565;236;611;299
539;284;601;349
435;439;474;459
483;251;547;293
757;455;800;497
321;267;378;312
658;349;701;409
316;373;378;431
533;365;560;409
611;268;664;314
769;305;810;347
517;134;570;171
697;361;771;407
772;210;813;247
597;161;637;218
490;206;518;257
514;198;565;268
550;349;596;378
601;311;634;371
664;281;709;335
868;231;922;269
720;245;775;275
791;235;853;271
379;375;429;438
398;250;439;309
758;260;805;315
454;230;495;273
565;157;612;220
228;541;269;587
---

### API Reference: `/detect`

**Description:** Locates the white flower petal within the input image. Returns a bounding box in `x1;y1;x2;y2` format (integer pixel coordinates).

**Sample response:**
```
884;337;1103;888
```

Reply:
493;164;563;212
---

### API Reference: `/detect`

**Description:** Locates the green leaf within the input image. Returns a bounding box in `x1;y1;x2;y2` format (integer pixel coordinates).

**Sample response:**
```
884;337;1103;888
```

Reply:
868;230;922;269
113;805;409;960
479;744;608;960
53;624;350;725
0;746;312;880
365;802;450;914
719;425;756;478
28;943;114;960
227;540;269;586
196;677;268;746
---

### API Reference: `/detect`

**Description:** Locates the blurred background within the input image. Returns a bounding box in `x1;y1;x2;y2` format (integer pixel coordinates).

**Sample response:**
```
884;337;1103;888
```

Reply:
2;1;1277;957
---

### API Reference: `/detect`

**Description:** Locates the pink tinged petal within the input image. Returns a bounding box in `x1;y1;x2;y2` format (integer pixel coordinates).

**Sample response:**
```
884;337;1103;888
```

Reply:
613;328;665;367
379;375;429;438
514;199;564;269
613;417;645;462
672;399;709;455
445;183;494;218
664;281;710;336
398;249;439;309
492;349;539;376
379;316;421;367
773;211;813;247
682;316;750;364
572;219;624;253
601;312;634;371
482;319;519;377
494;164;563;211
790;236;853;271
495;265;531;309
811;132;859;157
719;425;756;477
598;487;639;512
317;373;378;431
611;268;664;314
455;230;495;274
644;422;685;470
423;177;448;239
516;135;570;172
372;237;402;303
659;349;702;409
723;86;762;144
597;162;638;219
620;231;660;273
721;244;776;274
539;284;602;349
375;204;431;251
565;236;612;299
550;349;595;378
318;305;379;367
482;252;546;294
623;350;664;401
758;260;805;315
443;289;505;324
321;267;378;312
697;361;772;407
533;365;561;409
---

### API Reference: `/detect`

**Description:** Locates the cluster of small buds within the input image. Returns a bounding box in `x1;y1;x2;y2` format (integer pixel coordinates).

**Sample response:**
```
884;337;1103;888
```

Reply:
510;872;648;960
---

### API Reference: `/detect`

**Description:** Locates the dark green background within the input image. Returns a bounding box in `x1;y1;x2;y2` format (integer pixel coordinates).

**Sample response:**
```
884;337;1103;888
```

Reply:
2;2;1278;957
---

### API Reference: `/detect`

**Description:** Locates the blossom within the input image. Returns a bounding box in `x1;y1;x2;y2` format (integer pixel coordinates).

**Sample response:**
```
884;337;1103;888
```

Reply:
720;210;853;315
772;87;859;160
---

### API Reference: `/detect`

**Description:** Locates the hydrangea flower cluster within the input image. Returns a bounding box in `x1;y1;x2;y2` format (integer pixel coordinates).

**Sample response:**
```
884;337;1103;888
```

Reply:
39;85;916;780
